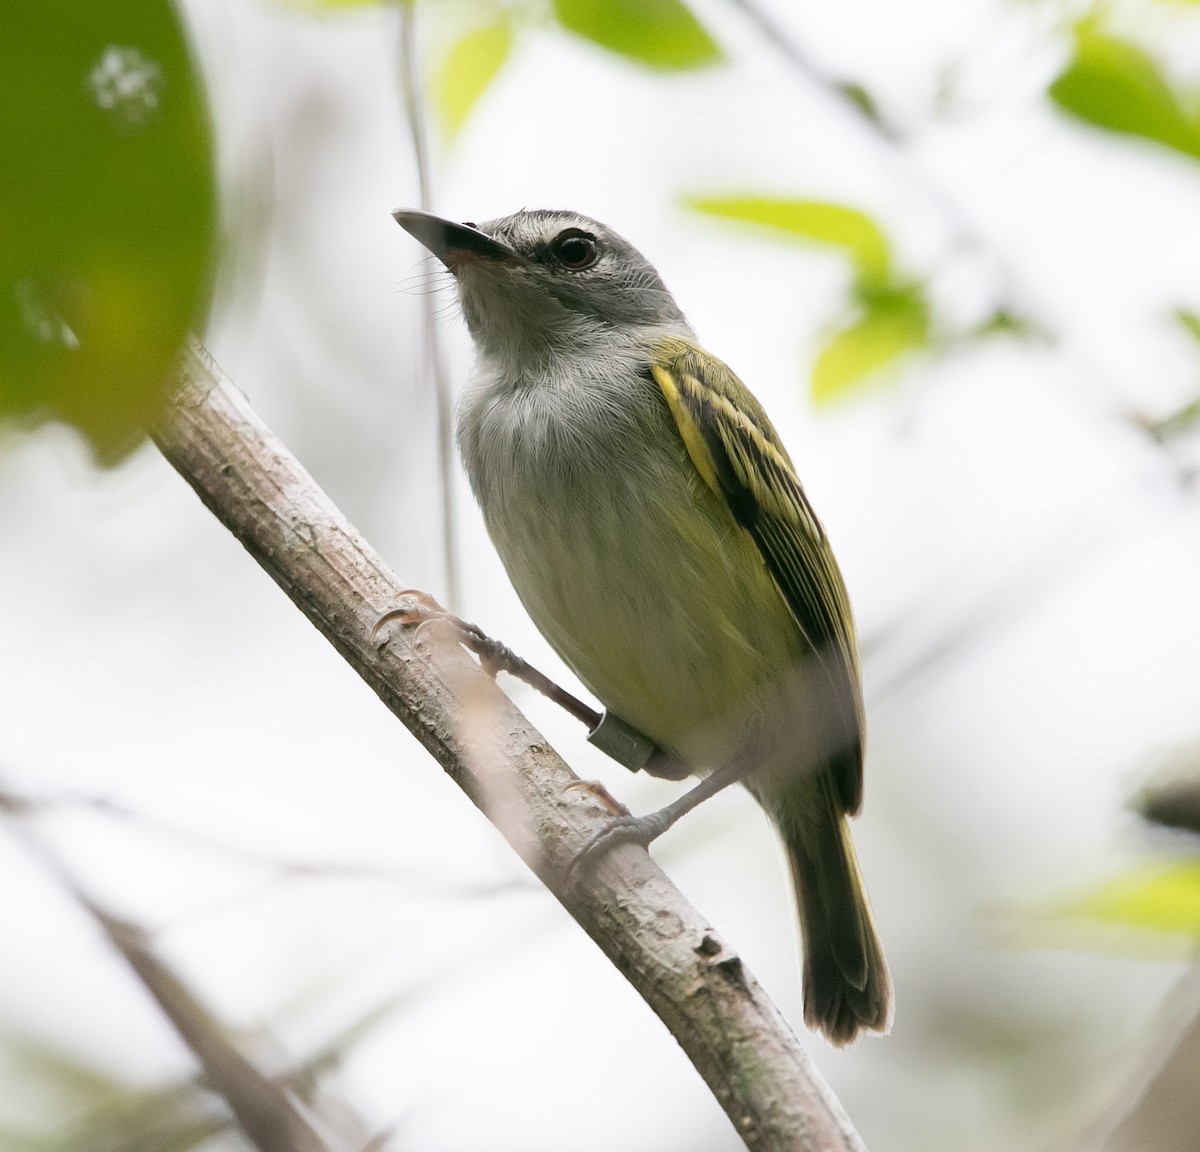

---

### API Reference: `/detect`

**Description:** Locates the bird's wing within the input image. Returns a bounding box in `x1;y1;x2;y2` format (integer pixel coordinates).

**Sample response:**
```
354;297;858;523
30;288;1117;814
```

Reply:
650;337;865;813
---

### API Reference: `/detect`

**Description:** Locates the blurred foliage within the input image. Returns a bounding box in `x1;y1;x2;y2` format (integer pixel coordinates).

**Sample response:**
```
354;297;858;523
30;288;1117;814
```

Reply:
1138;394;1200;445
427;0;720;138
1130;309;1200;444
1038;773;1200;944
0;937;402;1151
0;1034;224;1152
1049;19;1200;161
0;1;217;465
811;282;930;404
1052;862;1200;937
292;0;720;139
685;195;931;402
969;309;1041;341
684;197;892;284
552;0;722;71
1175;306;1200;349
835;80;889;131
434;16;514;140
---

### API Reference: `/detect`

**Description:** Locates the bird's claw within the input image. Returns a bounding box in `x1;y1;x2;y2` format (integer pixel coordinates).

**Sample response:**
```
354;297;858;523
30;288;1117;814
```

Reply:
373;592;504;667
566;811;672;887
373;591;524;680
371;589;450;645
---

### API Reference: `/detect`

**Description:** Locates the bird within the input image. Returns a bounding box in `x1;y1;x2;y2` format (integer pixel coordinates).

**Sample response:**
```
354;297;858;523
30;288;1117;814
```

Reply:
393;206;891;1044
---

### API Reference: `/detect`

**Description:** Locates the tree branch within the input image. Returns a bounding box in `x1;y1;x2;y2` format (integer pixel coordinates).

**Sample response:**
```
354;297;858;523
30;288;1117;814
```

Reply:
151;337;868;1152
0;787;371;1152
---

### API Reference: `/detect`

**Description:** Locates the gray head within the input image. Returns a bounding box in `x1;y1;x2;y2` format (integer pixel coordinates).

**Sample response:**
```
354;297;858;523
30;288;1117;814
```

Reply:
393;207;692;367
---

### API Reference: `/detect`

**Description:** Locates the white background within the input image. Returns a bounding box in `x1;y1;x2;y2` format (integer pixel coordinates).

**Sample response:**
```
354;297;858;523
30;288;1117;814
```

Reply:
4;0;1200;1149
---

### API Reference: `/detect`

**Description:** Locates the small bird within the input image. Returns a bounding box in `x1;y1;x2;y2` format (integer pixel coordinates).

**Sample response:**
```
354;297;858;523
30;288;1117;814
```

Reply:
393;207;891;1044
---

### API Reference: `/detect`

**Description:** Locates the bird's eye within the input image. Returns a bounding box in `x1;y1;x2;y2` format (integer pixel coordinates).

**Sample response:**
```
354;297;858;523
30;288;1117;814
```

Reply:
463;221;479;230
551;228;599;270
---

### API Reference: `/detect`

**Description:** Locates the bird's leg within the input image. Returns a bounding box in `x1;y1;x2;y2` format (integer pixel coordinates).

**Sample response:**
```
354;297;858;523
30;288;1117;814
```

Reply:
373;590;602;728
585;711;691;779
373;593;678;777
569;753;754;878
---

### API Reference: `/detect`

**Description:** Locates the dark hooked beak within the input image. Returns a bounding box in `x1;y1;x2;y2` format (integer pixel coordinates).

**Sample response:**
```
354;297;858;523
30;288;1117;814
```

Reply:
392;208;520;268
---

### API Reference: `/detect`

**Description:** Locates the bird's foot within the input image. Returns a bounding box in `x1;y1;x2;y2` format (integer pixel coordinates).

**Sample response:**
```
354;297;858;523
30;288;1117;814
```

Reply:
373;592;604;731
370;590;451;642
567;808;675;884
566;757;754;888
372;591;509;669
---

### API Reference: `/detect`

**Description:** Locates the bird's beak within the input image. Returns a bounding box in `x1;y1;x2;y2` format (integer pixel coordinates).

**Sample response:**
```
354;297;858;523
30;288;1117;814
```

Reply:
392;208;521;268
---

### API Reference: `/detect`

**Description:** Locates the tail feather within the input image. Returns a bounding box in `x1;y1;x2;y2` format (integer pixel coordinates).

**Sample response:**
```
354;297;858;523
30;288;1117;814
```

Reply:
782;785;891;1046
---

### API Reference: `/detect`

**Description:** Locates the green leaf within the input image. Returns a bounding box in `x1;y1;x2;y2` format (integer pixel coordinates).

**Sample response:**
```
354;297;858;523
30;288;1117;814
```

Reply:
1175;307;1200;345
1052;862;1200;936
1048;24;1200;160
811;284;930;404
685;195;892;286
971;309;1044;342
434;19;513;140
835;81;886;129
553;0;721;71
0;0;217;464
686;194;928;401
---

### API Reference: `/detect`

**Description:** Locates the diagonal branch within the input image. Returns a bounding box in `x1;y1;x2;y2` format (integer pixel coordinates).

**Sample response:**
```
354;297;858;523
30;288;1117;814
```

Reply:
150;337;869;1152
0;789;368;1152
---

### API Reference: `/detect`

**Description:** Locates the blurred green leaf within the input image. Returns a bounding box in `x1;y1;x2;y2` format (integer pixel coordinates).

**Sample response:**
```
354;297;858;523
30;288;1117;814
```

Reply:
1130;311;1200;441
1138;396;1200;443
685;195;892;285
835;81;887;129
1052;862;1200;936
687;194;930;401
0;1;217;464
971;308;1043;342
1175;306;1200;345
812;283;930;404
553;0;721;71
1048;23;1200;159
434;18;513;140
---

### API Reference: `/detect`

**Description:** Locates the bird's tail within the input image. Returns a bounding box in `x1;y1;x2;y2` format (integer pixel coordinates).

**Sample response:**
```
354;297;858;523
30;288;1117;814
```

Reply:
780;782;891;1045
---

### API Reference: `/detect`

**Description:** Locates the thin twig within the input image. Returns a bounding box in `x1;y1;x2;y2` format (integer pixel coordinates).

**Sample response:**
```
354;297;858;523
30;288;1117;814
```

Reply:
0;790;372;1152
394;0;460;608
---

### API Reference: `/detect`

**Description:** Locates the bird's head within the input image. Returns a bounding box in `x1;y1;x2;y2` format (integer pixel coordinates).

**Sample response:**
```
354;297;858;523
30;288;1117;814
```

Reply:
393;207;691;369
